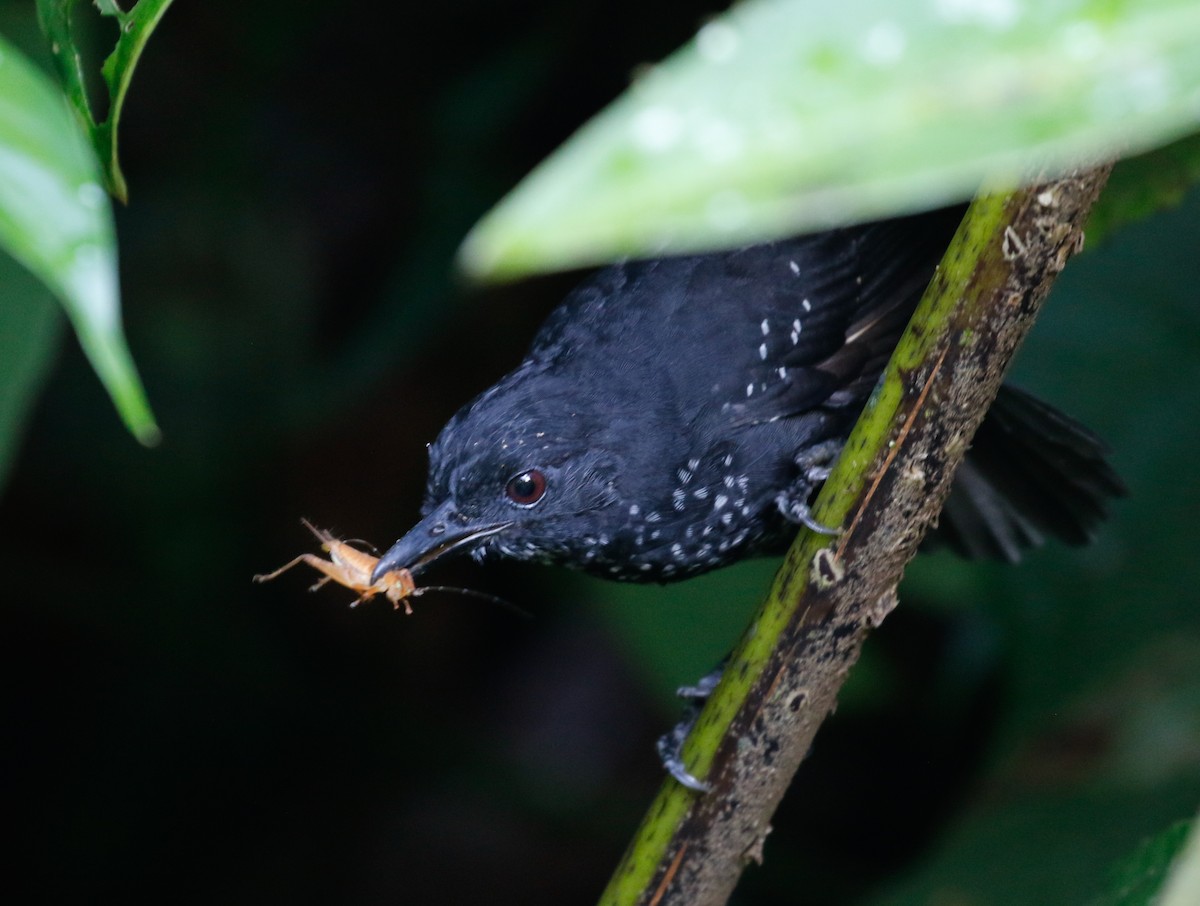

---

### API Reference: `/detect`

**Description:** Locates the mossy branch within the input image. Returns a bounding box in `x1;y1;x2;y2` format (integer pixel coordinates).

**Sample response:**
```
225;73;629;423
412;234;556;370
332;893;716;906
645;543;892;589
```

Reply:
598;167;1113;906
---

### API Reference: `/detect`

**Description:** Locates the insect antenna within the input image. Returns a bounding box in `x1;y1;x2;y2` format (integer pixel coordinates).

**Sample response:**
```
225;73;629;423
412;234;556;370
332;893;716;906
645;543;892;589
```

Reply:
410;585;531;620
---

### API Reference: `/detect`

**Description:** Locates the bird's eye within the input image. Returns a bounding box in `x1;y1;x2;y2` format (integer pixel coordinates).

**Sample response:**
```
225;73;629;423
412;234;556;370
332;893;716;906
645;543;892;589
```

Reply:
505;469;547;507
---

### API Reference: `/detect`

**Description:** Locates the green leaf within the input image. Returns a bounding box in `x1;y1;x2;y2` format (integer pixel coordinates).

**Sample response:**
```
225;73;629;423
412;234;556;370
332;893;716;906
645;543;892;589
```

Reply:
868;787;1198;906
1086;130;1200;244
38;0;176;202
1159;813;1200;906
1095;820;1192;906
0;31;157;444
0;251;63;489
462;0;1200;280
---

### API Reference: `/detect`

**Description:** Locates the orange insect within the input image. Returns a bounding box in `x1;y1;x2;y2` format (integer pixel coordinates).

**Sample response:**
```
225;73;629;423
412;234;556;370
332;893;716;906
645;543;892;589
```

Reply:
254;519;423;613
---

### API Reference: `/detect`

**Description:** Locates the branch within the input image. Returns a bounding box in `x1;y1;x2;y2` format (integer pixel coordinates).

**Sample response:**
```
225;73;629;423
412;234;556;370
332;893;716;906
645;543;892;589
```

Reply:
598;167;1113;906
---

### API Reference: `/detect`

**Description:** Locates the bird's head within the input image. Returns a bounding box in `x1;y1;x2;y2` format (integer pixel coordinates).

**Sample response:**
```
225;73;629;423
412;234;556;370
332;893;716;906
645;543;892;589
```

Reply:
371;365;627;582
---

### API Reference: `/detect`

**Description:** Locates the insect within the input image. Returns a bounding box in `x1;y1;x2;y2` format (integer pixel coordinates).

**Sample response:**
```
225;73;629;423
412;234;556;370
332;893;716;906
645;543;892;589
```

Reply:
254;519;423;612
255;519;519;616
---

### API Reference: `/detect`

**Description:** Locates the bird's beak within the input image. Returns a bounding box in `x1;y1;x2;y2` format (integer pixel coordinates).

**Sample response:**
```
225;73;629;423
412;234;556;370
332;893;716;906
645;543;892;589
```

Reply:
371;501;511;583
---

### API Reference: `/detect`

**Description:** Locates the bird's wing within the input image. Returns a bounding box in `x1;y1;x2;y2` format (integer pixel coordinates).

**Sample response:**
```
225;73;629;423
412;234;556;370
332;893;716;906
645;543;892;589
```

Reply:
678;207;965;425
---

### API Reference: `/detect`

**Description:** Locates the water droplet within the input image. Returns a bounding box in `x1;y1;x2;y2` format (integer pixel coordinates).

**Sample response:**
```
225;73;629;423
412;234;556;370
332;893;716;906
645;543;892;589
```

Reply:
862;21;906;65
934;0;1020;29
1091;62;1170;119
696;21;740;64
1061;20;1103;61
1127;63;1170;112
631;105;684;152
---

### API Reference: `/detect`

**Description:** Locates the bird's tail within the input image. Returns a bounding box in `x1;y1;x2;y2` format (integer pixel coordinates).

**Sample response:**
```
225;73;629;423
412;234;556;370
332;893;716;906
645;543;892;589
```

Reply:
935;384;1126;562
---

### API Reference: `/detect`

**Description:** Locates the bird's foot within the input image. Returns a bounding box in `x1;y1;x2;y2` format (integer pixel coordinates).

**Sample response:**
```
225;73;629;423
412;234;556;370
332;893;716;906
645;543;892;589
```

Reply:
776;441;844;534
794;439;843;484
656;666;724;792
777;493;840;535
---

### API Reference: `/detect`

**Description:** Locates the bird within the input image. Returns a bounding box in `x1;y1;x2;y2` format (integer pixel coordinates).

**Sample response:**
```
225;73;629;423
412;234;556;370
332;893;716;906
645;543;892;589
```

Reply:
372;206;1124;587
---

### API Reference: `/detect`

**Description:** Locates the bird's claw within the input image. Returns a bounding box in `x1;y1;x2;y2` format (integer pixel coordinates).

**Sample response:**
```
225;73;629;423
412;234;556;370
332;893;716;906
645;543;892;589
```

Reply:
675;669;723;702
776;441;845;535
655;664;725;793
657;724;712;793
776;492;842;536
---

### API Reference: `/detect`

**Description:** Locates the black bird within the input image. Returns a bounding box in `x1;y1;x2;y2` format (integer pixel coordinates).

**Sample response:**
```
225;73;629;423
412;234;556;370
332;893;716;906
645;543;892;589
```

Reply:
373;206;1123;586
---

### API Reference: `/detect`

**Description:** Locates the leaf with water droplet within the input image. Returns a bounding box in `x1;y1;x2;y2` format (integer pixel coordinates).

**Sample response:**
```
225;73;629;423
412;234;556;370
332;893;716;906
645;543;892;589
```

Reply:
0;32;157;444
462;0;1200;279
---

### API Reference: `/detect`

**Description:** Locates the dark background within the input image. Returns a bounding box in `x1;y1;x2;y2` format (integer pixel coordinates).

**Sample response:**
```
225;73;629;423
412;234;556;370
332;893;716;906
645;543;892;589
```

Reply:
2;1;1199;903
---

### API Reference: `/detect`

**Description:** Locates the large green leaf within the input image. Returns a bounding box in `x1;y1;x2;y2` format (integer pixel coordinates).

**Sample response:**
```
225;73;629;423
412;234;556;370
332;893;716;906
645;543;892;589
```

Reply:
462;0;1200;279
38;0;176;202
0;32;157;444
